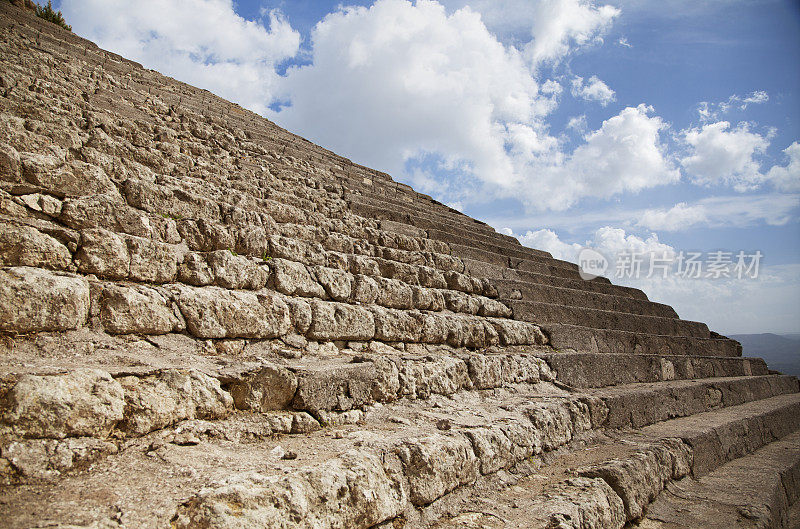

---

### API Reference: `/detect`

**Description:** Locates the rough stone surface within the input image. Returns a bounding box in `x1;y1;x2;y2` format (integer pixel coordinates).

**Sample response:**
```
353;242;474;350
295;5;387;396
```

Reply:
0;370;124;439
99;283;184;335
269;257;326;298
75;227;130;279
171;284;291;339
117;370;233;436
579;439;693;520
0;266;90;333
173;451;406;528
307;300;375;341
228;364;298;412
0;221;72;270
396;433;479;506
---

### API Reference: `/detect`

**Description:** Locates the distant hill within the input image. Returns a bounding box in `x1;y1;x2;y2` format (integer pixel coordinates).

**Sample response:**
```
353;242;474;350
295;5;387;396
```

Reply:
729;333;800;377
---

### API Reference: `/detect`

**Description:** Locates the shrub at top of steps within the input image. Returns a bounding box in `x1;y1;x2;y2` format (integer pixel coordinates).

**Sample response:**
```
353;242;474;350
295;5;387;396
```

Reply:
5;0;71;31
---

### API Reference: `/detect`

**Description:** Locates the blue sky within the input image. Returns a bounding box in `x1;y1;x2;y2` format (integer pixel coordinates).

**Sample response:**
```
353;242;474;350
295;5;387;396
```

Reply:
55;0;800;334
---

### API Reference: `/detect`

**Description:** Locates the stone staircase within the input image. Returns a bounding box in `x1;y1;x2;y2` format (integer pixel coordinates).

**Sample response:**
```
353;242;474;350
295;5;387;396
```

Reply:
0;3;797;528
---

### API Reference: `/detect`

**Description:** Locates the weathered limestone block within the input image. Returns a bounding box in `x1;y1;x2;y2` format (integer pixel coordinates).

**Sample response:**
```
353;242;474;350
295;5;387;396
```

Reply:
1;436;117;481
491;318;548;346
18;192;63;217
524;398;594;452
0;143;21;183
284;296;312;334
291;411;322;433
421;313;450;344
523;477;626;529
126;235;184;283
377;258;420;285
375;277;413;309
172;451;406;529
312;265;353;301
0;267;89;333
348;254;381;276
325;250;349;271
268;258;325;298
371;307;424;342
352;274;380;304
20;156;118;198
122;178;221;222
234;225;269;257
117;370;233;436
176;218;235;252
0;370;124;439
171;284;290;339
499;354;548;384
410;285;445;311
477;297;512;318
396;433;479;506
60;194;154;238
442;290;480;315
398;356;471;399
579;439;692;521
75;227;130;279
99;283;184;335
466;354;503;389
263;199;307;224
206;250;268;290
176;251;214;286
444;271;476;293
418;265;447;289
0;220;72;270
292;360;397;413
498;421;542;462
322;231;354;253
307;300;375;341
269;235;326;266
228;364;298;412
460;316;490;348
464;427;515;475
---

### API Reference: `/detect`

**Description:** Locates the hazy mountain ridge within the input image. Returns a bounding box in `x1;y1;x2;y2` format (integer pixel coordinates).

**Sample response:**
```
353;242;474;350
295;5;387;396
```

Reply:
730;333;800;377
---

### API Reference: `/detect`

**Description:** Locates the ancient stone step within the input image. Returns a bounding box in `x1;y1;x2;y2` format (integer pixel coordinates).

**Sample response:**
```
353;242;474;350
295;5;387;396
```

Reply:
640;393;800;476
492;278;678;318
537;351;768;388
434;392;800;529
463;258;647;301
545;323;741;357
640;429;800;528
510;300;710;338
346;193;570;271
450;242;590;283
588;374;799;428
0;376;605;527
345;189;499;240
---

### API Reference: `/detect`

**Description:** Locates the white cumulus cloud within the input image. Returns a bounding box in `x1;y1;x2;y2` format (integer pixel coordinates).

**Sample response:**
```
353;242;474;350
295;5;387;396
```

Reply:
766;142;800;192
275;1;673;211
535;104;679;209
571;75;615;106
61;0;301;114
637;202;709;231
522;0;620;64
681;121;769;191
441;0;619;65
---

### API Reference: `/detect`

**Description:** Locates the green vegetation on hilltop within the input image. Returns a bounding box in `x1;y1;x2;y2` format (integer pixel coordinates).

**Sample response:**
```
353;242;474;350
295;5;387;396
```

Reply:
5;0;71;31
